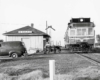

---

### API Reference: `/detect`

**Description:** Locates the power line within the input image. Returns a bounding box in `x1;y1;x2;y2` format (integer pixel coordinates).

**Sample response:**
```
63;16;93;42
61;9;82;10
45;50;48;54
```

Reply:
0;23;29;25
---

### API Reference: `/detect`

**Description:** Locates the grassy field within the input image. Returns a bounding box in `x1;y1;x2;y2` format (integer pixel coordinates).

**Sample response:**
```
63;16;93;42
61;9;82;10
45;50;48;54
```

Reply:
0;51;100;80
82;53;100;62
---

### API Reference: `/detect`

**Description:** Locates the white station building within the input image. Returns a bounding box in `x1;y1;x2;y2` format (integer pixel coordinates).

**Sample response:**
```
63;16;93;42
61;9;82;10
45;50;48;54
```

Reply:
3;24;50;54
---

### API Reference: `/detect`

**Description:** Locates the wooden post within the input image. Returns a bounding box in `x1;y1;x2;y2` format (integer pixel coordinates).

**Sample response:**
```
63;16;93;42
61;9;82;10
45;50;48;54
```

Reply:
49;60;55;80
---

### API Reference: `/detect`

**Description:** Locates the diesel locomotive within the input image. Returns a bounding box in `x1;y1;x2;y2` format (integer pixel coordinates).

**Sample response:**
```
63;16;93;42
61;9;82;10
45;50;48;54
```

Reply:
64;18;95;52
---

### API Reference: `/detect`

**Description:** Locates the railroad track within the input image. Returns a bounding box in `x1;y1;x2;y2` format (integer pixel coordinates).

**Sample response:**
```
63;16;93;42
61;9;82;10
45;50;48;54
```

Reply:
76;53;100;66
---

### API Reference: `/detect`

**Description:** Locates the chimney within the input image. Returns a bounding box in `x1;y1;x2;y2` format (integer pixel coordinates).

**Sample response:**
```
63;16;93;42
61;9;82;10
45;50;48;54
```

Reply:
31;23;34;28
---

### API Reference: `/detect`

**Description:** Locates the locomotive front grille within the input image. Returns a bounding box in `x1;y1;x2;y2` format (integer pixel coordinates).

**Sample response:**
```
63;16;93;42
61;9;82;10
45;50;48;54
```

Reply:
69;37;94;44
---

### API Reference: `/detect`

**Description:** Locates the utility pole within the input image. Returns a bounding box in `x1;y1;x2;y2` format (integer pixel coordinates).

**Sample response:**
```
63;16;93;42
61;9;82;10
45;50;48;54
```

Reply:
5;31;7;41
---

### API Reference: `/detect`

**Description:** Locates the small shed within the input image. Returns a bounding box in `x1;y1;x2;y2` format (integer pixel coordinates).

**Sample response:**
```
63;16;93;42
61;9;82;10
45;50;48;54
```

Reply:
3;24;50;54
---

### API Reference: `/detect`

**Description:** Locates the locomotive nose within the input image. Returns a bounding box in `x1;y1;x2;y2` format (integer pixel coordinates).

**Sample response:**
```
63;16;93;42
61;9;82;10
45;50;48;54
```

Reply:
80;39;87;42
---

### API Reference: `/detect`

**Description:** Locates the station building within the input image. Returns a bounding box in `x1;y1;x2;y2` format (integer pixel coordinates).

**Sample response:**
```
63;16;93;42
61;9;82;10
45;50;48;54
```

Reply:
3;24;50;53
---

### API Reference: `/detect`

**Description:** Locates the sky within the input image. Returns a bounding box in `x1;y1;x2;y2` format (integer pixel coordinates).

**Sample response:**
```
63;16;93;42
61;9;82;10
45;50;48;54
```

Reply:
0;0;100;46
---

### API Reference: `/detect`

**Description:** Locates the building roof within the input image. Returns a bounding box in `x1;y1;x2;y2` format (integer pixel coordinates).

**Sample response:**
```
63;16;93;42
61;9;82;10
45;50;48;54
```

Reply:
3;26;50;37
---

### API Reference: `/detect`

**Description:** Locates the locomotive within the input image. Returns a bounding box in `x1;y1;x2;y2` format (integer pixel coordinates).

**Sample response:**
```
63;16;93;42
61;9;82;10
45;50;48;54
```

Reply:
64;18;95;52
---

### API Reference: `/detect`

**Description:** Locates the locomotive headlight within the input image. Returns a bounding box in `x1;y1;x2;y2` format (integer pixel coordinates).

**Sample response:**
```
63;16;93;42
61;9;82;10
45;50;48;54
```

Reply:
80;19;83;22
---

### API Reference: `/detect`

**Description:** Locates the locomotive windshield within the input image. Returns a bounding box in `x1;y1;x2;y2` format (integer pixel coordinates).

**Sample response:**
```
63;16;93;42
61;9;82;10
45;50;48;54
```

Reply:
70;29;75;36
70;27;94;36
88;28;93;35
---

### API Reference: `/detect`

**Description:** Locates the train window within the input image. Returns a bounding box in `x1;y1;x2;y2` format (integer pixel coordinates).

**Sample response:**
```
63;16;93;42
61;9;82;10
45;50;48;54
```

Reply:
82;29;86;35
88;28;93;35
70;29;75;36
77;29;81;35
77;28;86;36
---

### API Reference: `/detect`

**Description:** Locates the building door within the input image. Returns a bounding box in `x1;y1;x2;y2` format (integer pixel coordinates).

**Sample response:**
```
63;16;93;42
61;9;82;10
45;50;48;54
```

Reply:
43;40;46;48
21;38;30;51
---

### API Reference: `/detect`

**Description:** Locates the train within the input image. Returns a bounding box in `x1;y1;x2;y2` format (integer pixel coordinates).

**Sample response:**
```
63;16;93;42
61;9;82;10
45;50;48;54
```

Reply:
64;18;95;52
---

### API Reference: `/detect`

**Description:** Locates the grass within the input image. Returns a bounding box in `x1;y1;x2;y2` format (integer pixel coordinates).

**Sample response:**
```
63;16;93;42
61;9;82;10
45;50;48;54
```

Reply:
1;66;100;80
0;51;100;80
82;53;100;62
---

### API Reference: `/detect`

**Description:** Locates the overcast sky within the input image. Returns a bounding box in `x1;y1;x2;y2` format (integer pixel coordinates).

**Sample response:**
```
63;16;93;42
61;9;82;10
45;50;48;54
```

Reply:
0;0;100;46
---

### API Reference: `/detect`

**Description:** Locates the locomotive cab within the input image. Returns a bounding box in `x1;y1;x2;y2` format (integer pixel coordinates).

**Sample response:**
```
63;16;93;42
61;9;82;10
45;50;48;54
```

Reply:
64;18;95;52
